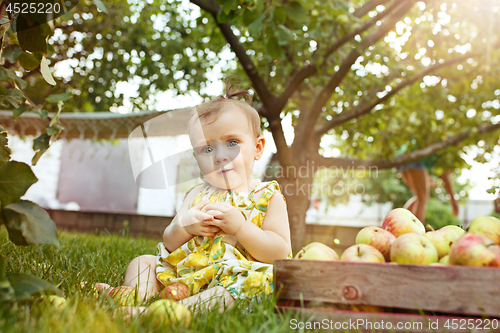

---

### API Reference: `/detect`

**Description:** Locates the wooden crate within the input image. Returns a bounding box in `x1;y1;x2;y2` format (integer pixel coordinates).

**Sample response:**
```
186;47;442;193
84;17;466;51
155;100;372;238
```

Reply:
274;260;500;332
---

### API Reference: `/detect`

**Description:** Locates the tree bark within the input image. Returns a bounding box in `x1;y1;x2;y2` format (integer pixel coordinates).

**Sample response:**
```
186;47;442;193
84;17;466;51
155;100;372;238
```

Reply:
278;173;314;255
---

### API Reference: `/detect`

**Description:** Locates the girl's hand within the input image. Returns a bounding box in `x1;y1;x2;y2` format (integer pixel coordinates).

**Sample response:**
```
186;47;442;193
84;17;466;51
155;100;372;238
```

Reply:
203;202;246;236
181;200;222;238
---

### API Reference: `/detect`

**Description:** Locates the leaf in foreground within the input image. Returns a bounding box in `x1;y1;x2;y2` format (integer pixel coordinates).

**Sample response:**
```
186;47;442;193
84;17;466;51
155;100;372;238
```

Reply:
0;161;38;207
1;200;59;246
6;273;62;302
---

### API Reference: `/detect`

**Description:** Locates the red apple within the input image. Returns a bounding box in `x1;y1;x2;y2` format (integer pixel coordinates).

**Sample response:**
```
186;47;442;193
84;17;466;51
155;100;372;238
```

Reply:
382;208;425;237
390;233;438;265
159;283;190;301
467;216;500;245
341;244;385;263
355;226;396;261
295;242;339;261
449;233;500;267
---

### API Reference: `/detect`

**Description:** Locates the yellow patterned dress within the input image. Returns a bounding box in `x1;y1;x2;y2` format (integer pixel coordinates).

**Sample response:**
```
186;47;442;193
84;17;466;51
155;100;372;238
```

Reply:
155;180;292;300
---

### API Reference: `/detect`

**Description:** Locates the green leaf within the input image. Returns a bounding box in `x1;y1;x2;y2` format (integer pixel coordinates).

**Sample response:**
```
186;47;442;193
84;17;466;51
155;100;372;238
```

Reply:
0;161;37;207
31;109;48;119
45;92;72;103
93;0;108;13
0;131;11;162
284;2;309;23
2;89;25;108
46;124;64;136
17;20;51;55
267;36;282;59
273;7;287;25
13;104;31;120
2;44;22;63
0;67;27;89
7;273;62;302
1;200;59;247
33;133;50;151
31;149;48;166
40;57;56;86
248;14;266;36
0;278;15;302
18;52;40;70
243;9;257;26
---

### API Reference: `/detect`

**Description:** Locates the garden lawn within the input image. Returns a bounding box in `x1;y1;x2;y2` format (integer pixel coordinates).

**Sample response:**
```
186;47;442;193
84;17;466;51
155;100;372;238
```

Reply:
0;228;305;333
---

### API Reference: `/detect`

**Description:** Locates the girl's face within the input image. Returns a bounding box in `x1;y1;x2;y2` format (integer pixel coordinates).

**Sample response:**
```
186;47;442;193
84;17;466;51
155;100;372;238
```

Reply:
190;109;265;192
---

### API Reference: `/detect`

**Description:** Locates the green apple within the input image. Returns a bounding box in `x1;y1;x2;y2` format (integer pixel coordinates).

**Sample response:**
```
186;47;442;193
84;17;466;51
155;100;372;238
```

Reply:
423;228;459;258
449;233;500;267
390;233;438;265
340;244;385;263
146;299;191;327
32;295;67;315
382;208;425;238
467;216;500;245
295;242;339;261
108;286;141;306
355;226;396;261
439;255;449;265
442;225;466;238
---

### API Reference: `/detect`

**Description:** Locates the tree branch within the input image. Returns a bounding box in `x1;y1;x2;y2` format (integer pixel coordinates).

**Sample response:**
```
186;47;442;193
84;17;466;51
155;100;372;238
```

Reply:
315;52;475;136
295;0;414;145
353;0;393;18
315;122;500;169
190;0;275;110
276;0;402;112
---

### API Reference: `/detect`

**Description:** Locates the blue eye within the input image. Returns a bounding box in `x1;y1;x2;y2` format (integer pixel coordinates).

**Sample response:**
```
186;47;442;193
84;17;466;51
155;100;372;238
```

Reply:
228;140;238;147
204;146;213;153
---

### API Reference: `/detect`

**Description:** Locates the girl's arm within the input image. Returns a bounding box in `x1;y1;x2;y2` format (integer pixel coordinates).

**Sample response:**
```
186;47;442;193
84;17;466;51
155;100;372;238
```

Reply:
235;192;291;264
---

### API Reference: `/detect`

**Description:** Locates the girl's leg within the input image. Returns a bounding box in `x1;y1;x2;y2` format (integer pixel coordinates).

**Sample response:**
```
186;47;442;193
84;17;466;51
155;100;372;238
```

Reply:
401;171;418;213
403;169;430;223
179;286;235;315
123;255;164;301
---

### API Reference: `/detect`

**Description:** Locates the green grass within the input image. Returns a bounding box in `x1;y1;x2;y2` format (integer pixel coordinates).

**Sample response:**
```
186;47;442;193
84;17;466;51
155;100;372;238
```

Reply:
1;228;304;333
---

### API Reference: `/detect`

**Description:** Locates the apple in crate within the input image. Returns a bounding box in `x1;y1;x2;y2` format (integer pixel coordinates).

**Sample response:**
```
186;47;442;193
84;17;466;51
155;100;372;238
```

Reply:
390;233;438;265
355;226;395;261
423;228;459;258
467;216;500;245
160;283;190;301
449;233;500;267
382;208;425;237
442;225;466;238
295;242;339;261
341;244;385;263
439;255;450;265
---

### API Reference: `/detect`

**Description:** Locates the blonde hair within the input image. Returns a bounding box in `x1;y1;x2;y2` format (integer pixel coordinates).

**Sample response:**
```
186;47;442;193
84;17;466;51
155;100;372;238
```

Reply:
187;81;261;139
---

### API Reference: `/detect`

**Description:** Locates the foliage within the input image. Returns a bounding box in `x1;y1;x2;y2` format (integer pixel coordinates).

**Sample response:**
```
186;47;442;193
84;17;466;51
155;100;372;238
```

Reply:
0;126;60;303
1;229;296;333
424;198;461;231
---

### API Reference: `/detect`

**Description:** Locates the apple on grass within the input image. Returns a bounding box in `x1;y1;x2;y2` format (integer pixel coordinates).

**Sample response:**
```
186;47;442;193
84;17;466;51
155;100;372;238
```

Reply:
390;233;438;265
449;233;500;267
108;286;141;306
423;228;459;258
32;295;67;315
467;216;500;245
341;244;385;263
295;242;339;261
159;283;190;301
355;226;395;261
145;299;191;327
382;208;425;238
